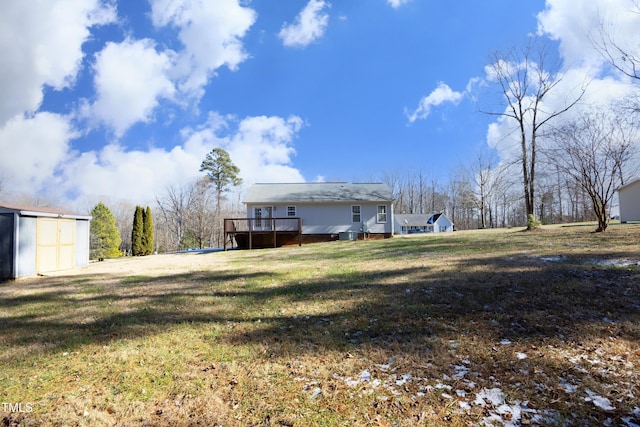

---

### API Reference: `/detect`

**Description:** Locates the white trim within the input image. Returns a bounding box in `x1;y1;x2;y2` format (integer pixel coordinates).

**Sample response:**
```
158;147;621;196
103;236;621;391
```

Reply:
377;205;387;223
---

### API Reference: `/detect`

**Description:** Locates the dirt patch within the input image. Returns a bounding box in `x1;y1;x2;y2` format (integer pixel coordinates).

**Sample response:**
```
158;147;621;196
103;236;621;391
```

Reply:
42;251;229;278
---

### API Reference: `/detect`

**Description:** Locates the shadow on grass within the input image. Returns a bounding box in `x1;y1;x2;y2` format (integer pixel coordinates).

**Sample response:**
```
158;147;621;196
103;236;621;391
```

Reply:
2;246;639;422
1;253;638;355
2;228;640;424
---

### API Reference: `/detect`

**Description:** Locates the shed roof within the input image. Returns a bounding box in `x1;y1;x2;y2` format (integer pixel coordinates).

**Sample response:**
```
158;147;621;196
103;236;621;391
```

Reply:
617;178;640;192
244;182;394;204
0;202;92;220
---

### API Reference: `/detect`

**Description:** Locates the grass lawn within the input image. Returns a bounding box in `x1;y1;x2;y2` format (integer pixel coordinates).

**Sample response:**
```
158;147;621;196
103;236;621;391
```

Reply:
1;224;639;426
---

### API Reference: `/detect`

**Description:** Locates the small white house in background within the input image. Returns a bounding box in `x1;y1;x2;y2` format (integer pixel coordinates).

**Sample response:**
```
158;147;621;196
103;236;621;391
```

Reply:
243;182;394;242
394;213;454;234
0;203;91;280
618;179;640;223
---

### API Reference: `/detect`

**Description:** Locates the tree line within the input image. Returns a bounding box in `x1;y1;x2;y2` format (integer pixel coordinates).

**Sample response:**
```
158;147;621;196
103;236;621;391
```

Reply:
88;148;243;258
10;12;640;257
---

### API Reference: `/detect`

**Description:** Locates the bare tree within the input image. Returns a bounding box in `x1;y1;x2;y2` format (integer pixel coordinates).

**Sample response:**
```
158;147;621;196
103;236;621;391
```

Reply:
485;38;585;228
446;169;477;230
189;178;217;249
547;108;638;232
464;151;505;228
155;184;196;251
593;1;640;81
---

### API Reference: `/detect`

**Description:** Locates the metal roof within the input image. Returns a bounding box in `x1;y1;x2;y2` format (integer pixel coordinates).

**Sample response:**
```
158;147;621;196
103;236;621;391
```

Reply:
244;182;394;204
0;202;92;220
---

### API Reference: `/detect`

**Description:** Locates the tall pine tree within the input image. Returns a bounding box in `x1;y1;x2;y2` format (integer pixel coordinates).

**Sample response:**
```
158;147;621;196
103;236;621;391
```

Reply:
131;206;145;256
143;206;154;255
199;148;242;247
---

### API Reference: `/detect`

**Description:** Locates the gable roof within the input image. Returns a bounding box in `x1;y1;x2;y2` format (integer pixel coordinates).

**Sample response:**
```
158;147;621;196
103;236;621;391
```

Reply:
395;213;451;226
395;213;432;226
427;213;442;224
244;182;394;204
0;202;91;220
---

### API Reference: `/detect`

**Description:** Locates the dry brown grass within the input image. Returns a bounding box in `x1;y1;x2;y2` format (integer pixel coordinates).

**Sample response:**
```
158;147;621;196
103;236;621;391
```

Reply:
1;223;639;426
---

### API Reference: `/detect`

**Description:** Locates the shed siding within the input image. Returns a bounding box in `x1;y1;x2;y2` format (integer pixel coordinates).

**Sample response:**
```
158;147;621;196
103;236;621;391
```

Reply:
17;216;37;278
0;214;15;280
75;220;90;268
619;180;640;222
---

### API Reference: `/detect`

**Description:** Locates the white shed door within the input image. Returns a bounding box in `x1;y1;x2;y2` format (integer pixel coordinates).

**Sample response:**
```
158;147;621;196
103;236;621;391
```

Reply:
37;218;76;273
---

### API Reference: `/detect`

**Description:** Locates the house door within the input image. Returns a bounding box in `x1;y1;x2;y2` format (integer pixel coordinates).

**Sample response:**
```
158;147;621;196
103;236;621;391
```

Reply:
253;207;273;231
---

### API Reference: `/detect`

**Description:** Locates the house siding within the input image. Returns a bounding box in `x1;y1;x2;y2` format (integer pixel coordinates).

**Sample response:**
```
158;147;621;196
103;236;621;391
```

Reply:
246;202;393;235
619;180;640;223
434;216;454;232
394;213;453;234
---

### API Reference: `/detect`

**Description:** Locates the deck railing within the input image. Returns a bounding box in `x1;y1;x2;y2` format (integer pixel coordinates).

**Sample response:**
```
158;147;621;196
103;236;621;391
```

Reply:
224;217;302;249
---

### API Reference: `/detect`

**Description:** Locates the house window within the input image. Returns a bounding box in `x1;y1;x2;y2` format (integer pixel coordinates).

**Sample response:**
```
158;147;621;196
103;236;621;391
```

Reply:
287;206;296;217
351;205;361;223
377;205;387;223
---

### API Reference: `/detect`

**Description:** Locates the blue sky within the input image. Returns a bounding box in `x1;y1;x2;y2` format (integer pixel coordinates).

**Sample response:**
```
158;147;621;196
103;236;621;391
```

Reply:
1;0;638;208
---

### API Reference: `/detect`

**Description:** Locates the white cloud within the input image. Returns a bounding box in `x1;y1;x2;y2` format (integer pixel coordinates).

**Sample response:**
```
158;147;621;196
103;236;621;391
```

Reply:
0;0;116;124
183;114;306;185
64;113;305;204
1;109;305;206
150;0;256;98
83;38;176;137
387;0;412;9
61;143;204;205
279;0;331;48
406;82;464;123
0;113;77;195
536;0;640;72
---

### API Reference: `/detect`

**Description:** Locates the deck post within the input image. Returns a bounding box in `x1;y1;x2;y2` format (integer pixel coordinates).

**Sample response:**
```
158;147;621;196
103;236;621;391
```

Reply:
224;219;228;251
273;218;277;248
298;217;302;246
248;218;253;250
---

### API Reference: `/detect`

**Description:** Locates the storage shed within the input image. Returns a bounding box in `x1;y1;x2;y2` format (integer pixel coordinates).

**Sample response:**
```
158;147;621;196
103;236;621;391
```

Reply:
0;203;91;280
618;179;640;223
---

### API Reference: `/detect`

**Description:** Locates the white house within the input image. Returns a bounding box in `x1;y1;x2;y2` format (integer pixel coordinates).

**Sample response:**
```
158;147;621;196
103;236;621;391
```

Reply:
618;179;640;223
0;203;92;280
233;182;394;247
394;213;454;234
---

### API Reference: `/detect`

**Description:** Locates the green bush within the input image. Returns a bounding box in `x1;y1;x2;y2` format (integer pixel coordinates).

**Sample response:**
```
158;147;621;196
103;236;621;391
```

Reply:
526;214;542;230
90;202;122;259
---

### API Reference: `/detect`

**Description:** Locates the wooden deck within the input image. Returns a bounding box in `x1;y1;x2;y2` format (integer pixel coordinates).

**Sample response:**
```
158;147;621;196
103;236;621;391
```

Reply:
224;217;302;250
